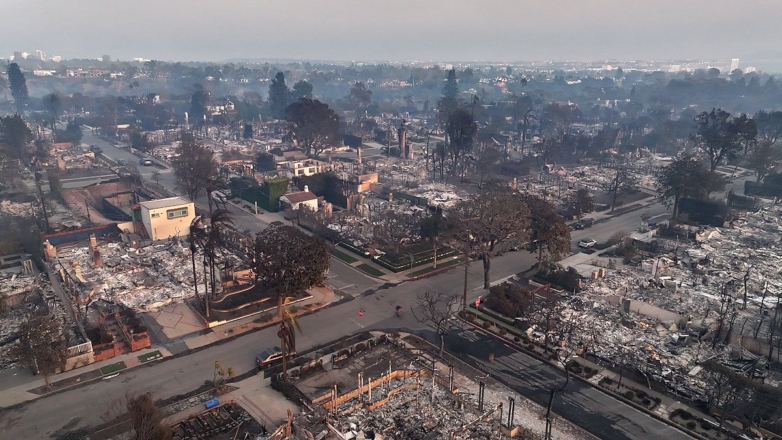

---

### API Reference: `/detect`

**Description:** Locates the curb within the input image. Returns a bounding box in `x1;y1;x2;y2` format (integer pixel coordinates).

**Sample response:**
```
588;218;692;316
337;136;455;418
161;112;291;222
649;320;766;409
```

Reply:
0;299;335;411
460;317;708;440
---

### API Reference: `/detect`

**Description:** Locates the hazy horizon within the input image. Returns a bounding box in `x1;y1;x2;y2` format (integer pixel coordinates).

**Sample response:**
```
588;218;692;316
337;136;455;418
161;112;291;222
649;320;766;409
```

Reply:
2;0;782;70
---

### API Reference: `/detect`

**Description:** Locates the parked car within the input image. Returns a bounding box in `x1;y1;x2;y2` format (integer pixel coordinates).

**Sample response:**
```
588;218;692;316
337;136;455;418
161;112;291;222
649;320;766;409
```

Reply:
139;158;154;166
89;145;103;154
578;238;597;249
255;346;295;369
116;158;128;166
574;218;595;230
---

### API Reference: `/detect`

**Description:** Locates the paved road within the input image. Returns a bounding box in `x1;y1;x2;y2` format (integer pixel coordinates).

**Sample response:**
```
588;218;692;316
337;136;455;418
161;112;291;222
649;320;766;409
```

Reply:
0;245;691;439
441;324;691;440
83;132;381;297
0;137;703;437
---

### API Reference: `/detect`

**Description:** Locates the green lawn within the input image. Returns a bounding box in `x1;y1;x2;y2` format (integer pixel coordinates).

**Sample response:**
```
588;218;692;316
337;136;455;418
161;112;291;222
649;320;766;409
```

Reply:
357;263;385;277
330;248;358;264
137;350;162;363
408;258;462;277
100;361;127;375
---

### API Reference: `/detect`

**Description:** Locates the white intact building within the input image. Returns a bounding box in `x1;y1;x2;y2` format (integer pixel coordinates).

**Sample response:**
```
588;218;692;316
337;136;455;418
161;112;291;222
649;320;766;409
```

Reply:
136;197;195;241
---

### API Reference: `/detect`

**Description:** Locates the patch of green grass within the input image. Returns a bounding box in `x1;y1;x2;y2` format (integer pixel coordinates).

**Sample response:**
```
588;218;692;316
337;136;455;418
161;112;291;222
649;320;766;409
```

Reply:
100;361;127;375
137;350;162;363
356;263;385;277
330;248;358;264
409;258;462;277
270;221;284;226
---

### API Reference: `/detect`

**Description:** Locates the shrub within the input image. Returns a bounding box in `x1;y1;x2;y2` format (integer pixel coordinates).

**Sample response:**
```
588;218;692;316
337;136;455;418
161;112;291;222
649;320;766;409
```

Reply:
642;398;651;406
685;421;696;430
635;390;647;399
513;337;520;343
482;321;492;329
499;328;508;336
700;421;711;431
527;344;535;350
465;313;476;322
599;377;613;386
624;390;635;400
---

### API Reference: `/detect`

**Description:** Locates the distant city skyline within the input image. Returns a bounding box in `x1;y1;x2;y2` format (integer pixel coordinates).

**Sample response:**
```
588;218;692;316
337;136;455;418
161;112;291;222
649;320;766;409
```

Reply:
2;0;782;70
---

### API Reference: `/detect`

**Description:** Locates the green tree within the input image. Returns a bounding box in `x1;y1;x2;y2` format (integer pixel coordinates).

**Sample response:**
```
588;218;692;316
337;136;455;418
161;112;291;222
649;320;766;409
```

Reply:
7;63;29;114
290;80;313;101
473;143;502;188
655;154;724;217
268;71;290;120
694;108;756;172
755;110;782;145
523;195;572;262
42;93;61;133
284;98;340;157
453;182;530;290
64;121;82;146
348;81;372;119
171;133;218;201
126;393;172;440
437;69;459;129
189;84;209;131
129;126;151;152
242;123;253;139
568;188;594;220
11;313;68;389
252;225;330;378
0;115;34;161
446;108;477;180
747;140;781;182
419;209;453;268
212;360;235;395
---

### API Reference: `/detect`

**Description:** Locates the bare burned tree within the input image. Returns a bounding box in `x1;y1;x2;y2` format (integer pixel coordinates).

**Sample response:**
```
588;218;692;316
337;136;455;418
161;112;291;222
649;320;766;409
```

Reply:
126;392;171;440
412;288;459;356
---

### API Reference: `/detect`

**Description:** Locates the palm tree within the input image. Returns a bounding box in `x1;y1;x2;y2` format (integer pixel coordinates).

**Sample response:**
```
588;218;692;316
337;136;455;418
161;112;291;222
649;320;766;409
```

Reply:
204;176;228;215
190;209;233;318
279;297;303;375
188;215;206;304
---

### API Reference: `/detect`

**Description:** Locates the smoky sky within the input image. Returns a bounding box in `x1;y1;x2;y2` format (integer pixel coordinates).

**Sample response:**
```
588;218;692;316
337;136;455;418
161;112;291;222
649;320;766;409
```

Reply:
2;0;781;64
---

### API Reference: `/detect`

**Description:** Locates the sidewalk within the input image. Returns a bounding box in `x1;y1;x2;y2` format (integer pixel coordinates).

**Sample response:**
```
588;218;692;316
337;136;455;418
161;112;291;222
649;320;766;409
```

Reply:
0;285;336;409
464;305;717;438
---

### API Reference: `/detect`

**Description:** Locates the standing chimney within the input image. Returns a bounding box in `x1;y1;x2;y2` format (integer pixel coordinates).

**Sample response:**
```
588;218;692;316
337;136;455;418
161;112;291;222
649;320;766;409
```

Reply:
357;146;362;164
304;185;309;192
398;120;407;158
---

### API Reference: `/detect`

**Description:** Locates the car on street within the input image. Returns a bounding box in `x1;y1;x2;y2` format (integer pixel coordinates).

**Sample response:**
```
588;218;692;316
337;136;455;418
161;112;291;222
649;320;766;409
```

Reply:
139;157;154;166
255;346;295;369
89;145;103;154
573;218;595;230
116;158;128;166
578;238;597;248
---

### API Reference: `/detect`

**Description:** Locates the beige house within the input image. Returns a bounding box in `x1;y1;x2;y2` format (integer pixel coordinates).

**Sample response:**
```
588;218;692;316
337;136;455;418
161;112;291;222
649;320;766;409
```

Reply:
280;187;318;211
138;197;195;241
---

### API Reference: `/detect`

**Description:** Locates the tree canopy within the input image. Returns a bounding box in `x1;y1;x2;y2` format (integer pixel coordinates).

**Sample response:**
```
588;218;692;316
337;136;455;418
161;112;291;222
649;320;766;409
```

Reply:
656;154;725;217
522;194;572;262
285;98;340;157
12;313;68;389
0;115;34;161
7;63;29;114
268;71;290;120
453;182;530;289
171;132;218;201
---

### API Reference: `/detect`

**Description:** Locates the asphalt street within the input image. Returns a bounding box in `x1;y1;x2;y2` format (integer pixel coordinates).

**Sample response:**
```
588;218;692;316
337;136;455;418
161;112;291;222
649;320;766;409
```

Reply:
0;136;706;438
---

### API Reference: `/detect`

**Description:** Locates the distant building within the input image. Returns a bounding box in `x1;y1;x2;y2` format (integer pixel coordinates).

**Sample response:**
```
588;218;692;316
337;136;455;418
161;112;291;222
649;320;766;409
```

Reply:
35;50;45;61
744;66;757;74
136;197;195;241
50;55;62;63
730;58;740;71
101;54;111;63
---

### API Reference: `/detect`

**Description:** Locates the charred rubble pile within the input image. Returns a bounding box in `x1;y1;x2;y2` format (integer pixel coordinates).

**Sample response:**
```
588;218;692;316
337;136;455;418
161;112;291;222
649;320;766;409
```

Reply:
565;205;782;402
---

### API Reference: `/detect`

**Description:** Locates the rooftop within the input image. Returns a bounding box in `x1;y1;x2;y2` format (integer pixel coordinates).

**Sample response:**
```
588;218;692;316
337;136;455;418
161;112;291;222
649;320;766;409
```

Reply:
282;191;318;204
138;196;192;210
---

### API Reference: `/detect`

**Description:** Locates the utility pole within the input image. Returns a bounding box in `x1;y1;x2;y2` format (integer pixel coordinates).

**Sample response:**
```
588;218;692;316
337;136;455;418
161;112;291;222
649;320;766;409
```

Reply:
34;172;50;233
462;250;469;310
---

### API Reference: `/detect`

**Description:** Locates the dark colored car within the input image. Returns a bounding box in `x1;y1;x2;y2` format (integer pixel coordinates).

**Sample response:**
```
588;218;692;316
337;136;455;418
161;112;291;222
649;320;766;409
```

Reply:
89;145;103;154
